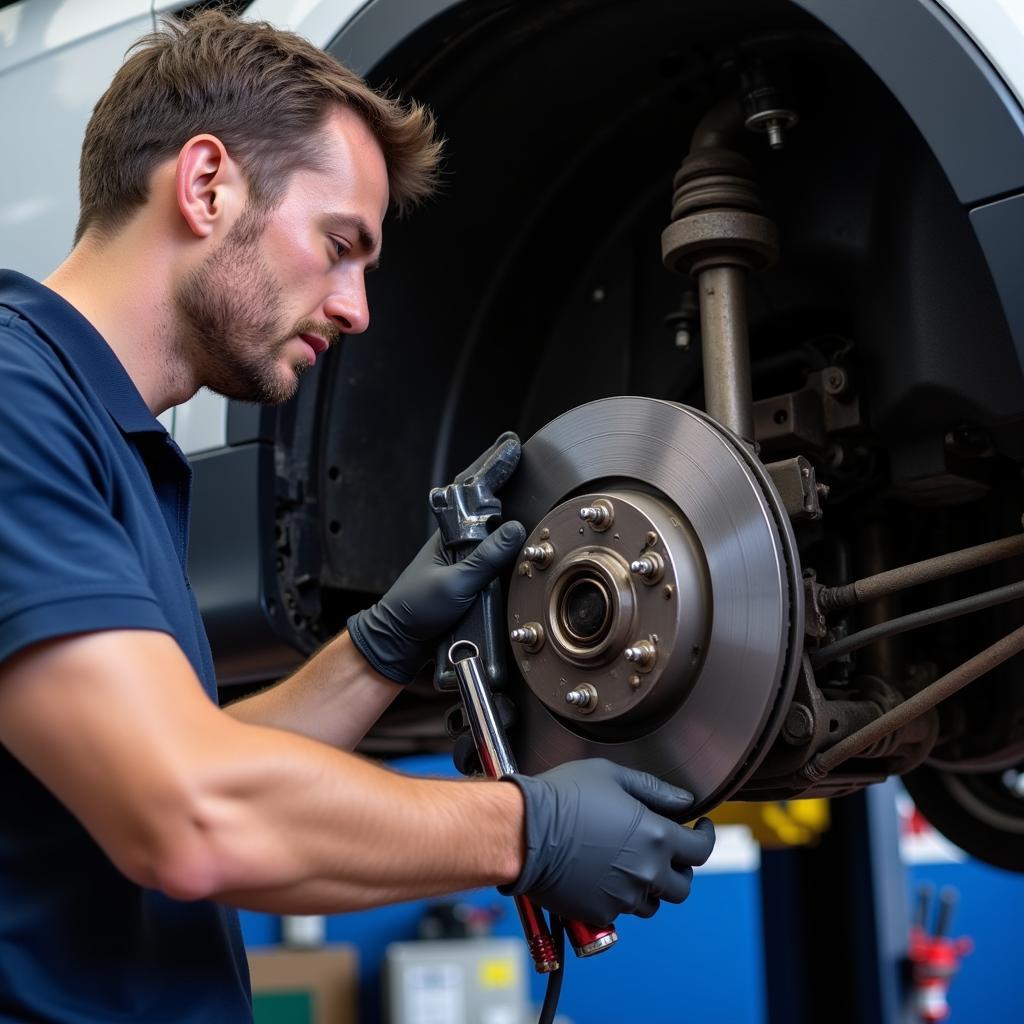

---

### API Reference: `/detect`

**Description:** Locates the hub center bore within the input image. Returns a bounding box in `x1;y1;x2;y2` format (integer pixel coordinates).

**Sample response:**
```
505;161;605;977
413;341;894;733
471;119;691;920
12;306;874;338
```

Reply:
542;546;636;667
560;577;611;644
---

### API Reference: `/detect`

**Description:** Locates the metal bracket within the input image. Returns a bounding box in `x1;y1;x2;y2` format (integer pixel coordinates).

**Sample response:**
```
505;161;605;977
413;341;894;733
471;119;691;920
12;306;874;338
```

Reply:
765;455;825;521
753;365;861;451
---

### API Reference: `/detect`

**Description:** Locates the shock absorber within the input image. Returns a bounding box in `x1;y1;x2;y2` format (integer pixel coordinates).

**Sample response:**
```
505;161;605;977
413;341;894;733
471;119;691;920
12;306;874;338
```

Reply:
661;97;779;443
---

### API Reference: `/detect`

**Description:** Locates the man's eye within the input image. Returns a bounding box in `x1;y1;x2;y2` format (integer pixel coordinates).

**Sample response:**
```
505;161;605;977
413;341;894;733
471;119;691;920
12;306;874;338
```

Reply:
331;238;349;260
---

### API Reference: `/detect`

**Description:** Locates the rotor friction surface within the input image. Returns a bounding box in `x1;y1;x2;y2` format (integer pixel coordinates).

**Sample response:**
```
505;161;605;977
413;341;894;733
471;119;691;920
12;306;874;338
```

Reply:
502;397;793;812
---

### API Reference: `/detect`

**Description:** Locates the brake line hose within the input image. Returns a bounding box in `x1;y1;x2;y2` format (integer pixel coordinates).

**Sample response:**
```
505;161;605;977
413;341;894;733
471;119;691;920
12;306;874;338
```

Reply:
810;579;1024;669
537;914;565;1024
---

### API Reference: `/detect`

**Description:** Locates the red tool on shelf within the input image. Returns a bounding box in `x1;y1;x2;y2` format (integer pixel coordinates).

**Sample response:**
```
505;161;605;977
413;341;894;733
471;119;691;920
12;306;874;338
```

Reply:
907;884;973;1022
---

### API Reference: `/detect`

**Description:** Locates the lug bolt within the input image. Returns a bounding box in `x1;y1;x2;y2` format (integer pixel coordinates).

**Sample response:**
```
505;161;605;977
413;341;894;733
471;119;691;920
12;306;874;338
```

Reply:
629;552;665;584
564;683;598;712
510;622;545;652
523;541;554;568
623;639;657;670
578;499;614;531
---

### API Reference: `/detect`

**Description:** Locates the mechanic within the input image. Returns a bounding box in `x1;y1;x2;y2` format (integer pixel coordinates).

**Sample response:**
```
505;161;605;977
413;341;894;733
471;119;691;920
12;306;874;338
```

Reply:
0;12;714;1021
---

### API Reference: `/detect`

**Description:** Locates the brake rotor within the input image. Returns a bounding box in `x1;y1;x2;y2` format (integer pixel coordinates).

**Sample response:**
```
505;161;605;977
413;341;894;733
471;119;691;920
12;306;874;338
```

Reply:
501;397;803;813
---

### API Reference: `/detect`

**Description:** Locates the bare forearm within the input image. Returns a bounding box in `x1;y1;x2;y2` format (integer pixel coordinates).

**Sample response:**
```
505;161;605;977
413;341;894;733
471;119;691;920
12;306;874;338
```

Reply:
177;720;525;912
0;631;523;919
215;778;522;913
225;631;400;749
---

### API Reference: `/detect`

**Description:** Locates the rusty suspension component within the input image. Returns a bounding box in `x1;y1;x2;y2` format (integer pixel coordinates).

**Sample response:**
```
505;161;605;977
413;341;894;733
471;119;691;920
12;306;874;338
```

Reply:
818;530;1024;611
804;623;1024;781
661;99;778;442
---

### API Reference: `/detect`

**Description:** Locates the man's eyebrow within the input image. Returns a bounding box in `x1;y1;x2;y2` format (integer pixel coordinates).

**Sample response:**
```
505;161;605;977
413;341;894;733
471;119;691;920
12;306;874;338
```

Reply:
324;213;381;269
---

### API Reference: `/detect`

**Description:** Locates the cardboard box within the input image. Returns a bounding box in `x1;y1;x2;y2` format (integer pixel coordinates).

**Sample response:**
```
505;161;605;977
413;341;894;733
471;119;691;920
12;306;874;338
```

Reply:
248;946;359;1024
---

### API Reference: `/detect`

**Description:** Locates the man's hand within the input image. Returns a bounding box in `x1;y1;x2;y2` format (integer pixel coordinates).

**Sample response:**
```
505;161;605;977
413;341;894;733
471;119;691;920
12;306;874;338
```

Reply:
347;435;526;683
504;759;716;924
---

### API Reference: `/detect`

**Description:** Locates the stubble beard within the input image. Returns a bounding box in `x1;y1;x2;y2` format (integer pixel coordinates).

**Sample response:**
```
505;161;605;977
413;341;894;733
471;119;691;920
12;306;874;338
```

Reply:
173;206;309;405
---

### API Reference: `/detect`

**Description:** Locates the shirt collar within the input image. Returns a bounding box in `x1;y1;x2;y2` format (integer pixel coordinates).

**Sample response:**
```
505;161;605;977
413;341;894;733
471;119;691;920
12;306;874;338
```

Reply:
0;269;166;436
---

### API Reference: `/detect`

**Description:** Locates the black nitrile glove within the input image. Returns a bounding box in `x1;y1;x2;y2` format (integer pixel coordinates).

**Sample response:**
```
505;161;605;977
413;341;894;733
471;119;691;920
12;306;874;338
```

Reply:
503;758;716;924
347;435;526;684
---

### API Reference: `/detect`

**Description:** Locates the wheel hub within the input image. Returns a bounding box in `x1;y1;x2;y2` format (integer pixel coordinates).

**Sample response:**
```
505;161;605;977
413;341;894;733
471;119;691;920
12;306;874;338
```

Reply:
508;487;710;728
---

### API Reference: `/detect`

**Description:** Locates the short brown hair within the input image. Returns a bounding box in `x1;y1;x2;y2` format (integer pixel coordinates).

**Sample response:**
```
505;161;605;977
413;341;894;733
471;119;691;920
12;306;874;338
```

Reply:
75;10;442;243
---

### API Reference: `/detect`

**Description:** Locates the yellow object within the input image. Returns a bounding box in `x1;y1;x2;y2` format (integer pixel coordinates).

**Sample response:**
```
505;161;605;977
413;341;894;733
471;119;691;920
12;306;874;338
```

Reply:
478;957;518;989
710;800;830;848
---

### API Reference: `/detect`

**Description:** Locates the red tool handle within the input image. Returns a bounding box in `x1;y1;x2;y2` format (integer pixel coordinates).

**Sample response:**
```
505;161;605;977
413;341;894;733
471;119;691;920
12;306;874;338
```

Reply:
514;899;617;971
448;642;619;969
564;919;618;957
514;895;560;973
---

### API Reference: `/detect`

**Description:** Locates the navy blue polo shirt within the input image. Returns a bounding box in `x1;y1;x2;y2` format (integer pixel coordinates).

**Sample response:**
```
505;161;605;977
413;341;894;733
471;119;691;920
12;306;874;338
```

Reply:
0;271;251;1022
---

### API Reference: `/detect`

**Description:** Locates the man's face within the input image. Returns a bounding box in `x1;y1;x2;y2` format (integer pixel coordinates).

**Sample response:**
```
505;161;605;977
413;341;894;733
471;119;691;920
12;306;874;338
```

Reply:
174;108;389;404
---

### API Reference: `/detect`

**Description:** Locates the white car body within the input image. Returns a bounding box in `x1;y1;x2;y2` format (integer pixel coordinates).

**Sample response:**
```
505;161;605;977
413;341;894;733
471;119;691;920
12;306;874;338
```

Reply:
2;0;1022;453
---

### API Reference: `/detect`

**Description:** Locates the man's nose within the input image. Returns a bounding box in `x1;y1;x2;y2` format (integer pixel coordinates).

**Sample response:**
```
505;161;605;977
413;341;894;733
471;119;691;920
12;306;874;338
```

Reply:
324;279;370;335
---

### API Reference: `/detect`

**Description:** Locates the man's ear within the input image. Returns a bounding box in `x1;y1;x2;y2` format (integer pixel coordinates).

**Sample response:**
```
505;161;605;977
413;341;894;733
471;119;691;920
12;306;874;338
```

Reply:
175;134;244;238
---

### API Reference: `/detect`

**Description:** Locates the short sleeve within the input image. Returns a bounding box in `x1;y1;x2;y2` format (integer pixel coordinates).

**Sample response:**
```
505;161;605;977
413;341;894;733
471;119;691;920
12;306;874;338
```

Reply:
0;323;173;662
